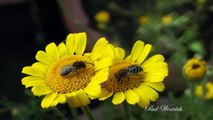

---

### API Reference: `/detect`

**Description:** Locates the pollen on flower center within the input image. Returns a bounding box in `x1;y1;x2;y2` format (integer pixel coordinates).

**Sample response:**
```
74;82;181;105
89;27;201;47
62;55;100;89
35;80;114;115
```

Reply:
45;55;94;94
102;60;144;92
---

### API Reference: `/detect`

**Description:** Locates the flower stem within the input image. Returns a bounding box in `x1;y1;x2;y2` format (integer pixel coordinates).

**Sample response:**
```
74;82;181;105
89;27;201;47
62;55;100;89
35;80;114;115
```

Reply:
123;101;133;120
70;107;79;120
190;81;196;120
81;106;95;120
201;77;207;101
200;77;207;120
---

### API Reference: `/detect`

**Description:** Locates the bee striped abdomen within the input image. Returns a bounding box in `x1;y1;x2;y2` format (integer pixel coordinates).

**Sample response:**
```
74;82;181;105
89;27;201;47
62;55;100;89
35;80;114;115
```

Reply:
114;65;143;81
127;65;142;73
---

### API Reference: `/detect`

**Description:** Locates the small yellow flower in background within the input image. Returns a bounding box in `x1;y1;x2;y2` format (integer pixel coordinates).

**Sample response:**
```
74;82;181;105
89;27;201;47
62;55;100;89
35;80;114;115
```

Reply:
161;15;173;25
98;41;168;108
196;0;206;4
94;10;110;23
22;32;112;108
183;58;206;80
195;81;213;99
138;16;149;25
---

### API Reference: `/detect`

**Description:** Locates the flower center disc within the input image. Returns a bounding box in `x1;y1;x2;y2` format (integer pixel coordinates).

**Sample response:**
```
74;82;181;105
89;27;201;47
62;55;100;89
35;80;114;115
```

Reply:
102;60;144;92
45;55;94;94
192;64;200;69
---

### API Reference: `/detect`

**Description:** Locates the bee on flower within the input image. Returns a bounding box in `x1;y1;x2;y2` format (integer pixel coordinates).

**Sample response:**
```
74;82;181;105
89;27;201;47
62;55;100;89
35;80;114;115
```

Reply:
21;32;112;108
98;41;169;108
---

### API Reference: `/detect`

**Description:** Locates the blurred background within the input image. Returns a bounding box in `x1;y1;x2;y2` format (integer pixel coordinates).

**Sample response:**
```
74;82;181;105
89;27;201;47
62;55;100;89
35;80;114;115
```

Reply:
0;0;213;120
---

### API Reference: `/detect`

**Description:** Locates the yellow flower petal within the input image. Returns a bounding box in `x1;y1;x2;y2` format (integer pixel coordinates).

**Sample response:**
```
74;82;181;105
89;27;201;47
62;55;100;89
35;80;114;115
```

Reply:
31;62;47;73
98;88;113;100
195;82;213;99
129;41;144;62
139;84;159;101
84;83;101;98
45;42;60;60
83;53;91;57
31;85;52;96
22;66;45;77
22;76;45;88
125;55;131;61
90;37;108;61
133;88;150;108
144;74;166;82
146;82;165;92
144;62;168;72
66;92;80;108
94;57;112;71
41;92;58;108
74;32;86;55
76;89;90;106
115;47;125;61
136;44;152;64
35;51;55;65
58;43;68;57
195;85;202;97
112;92;125;105
91;67;109;84
145;69;168;78
66;33;76;55
66;90;91;108
142;54;165;68
146;69;168;75
124;89;139;105
51;94;66;107
103;44;115;61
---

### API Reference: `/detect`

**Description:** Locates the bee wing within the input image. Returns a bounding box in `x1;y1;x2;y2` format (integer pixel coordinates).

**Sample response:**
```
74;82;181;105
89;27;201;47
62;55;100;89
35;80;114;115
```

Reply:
60;65;73;76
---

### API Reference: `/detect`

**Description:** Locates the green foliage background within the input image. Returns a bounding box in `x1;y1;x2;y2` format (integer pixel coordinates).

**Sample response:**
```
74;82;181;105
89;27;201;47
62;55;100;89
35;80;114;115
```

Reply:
1;0;213;120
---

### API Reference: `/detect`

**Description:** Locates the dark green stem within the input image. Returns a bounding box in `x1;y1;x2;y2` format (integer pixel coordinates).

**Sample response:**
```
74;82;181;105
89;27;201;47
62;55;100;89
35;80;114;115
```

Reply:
70;107;79;120
201;77;207;100
200;77;207;120
190;81;196;120
123;101;133;120
81;106;95;120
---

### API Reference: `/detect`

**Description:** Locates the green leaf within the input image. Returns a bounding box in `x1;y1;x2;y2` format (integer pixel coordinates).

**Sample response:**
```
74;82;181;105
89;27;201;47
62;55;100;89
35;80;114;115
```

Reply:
189;41;206;54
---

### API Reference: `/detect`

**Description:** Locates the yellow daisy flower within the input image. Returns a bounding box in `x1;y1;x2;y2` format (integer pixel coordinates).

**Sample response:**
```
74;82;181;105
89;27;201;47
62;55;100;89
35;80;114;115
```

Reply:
183;58;206;80
195;81;213;100
98;41;168;108
21;32;112;108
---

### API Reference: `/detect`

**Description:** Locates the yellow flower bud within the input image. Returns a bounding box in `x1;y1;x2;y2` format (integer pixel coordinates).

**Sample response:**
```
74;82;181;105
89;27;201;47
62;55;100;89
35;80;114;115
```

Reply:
183;58;206;80
94;10;110;23
161;15;173;25
138;16;149;25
